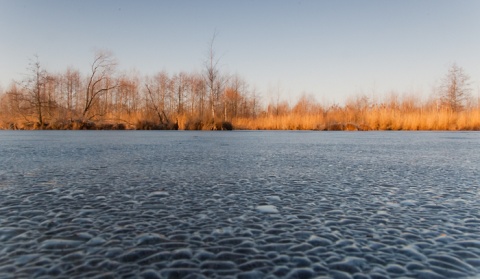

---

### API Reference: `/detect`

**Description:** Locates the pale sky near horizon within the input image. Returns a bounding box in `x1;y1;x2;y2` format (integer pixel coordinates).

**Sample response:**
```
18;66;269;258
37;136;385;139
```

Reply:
1;0;479;105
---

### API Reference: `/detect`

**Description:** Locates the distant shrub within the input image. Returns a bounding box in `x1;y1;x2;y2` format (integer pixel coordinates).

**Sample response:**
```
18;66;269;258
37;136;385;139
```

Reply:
70;120;96;130
136;120;160;130
99;123;114;130
210;121;233;130
135;120;178;130
221;121;233;130
83;121;96;130
115;123;126;130
168;122;179;130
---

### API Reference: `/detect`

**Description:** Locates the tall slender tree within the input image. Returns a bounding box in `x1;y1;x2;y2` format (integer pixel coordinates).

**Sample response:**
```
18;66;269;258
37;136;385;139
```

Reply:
21;55;49;127
440;63;471;112
204;32;225;122
63;68;81;118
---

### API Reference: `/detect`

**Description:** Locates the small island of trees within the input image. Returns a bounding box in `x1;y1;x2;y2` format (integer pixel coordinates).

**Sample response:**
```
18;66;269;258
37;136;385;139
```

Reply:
0;50;478;131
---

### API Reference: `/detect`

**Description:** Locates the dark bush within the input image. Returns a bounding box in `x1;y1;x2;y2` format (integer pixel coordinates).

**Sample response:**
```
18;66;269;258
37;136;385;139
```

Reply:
115;123;126;130
99;123;114;130
135;120;171;130
221;121;233;130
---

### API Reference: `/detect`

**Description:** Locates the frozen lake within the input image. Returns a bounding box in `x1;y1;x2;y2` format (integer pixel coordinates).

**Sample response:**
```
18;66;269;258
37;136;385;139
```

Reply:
0;131;479;278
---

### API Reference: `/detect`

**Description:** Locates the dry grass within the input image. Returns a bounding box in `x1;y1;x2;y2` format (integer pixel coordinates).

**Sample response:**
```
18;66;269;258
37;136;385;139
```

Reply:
2;105;480;131
232;108;480;131
232;114;325;130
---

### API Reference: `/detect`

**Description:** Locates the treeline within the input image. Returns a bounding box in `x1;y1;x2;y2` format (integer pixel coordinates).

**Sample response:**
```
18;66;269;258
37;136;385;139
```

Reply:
0;52;479;130
0;51;262;130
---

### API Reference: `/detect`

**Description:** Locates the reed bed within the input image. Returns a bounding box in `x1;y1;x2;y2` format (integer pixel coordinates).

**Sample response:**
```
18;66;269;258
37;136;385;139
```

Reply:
232;108;480;131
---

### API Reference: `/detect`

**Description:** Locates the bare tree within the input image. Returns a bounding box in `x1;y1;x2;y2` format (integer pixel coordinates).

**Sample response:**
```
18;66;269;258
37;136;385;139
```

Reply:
224;75;246;120
82;50;117;120
440;63;471;112
0;83;30;125
114;72;140;119
44;75;58;120
268;83;284;117
173;72;187;115
146;83;172;125
249;87;260;119
144;72;173;125
144;71;177;126
61;67;81;120
204;32;226;122
21;55;49;127
188;73;206;118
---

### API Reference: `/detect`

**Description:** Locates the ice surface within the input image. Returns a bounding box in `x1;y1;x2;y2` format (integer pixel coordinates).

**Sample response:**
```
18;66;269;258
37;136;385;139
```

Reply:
0;131;479;278
400;199;417;206
265;195;281;202
255;205;279;213
147;191;169;197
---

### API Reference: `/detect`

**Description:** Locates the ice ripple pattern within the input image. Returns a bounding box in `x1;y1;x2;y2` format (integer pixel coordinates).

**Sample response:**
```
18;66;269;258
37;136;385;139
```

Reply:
0;131;479;279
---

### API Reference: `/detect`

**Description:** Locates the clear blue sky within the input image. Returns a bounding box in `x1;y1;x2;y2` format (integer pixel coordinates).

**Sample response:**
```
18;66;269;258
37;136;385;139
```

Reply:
1;0;479;104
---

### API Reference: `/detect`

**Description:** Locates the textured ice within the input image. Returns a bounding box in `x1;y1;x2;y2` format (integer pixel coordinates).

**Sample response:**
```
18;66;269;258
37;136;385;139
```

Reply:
40;239;84;250
0;131;479;278
148;191;169;197
265;195;281;202
0;227;26;241
255;205;279;213
400;199;417;206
